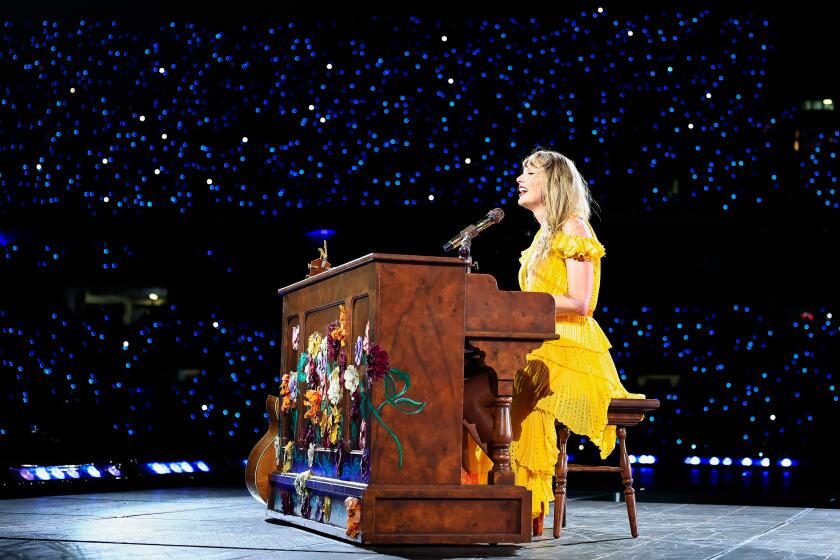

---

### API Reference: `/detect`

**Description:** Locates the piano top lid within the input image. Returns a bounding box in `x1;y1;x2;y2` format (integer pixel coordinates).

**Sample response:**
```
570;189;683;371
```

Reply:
277;252;465;296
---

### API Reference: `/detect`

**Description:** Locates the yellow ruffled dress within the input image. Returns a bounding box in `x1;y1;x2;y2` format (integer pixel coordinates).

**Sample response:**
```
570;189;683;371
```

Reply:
468;220;645;518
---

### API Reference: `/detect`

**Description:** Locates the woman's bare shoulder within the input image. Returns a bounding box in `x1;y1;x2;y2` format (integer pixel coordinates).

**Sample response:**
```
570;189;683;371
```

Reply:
560;216;592;238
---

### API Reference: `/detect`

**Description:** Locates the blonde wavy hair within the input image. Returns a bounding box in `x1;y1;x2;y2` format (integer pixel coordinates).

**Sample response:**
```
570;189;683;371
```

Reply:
523;149;597;265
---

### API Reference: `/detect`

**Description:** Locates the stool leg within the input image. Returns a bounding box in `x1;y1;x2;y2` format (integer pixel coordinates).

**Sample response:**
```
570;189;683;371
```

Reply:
553;423;571;538
618;426;638;538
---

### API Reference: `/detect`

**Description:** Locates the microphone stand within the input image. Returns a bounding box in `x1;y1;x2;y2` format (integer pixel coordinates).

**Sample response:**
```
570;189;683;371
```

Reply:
456;231;478;273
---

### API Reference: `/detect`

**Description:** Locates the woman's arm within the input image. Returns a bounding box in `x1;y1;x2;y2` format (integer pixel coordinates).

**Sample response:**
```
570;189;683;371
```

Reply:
553;218;595;317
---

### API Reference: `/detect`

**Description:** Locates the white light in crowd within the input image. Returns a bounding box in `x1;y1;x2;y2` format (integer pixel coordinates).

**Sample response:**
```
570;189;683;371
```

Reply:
465;158;471;164
308;104;315;110
441;36;447;42
154;169;160;175
722;457;733;466
741;458;753;466
104;197;110;203
319;117;326;123
161;133;168;140
780;458;792;467
760;458;770;467
428;195;434;201
828;313;833;319
201;404;208;411
710;457;720;466
159;68;165;74
149;293;159;301
688;123;694;129
70;87;76;93
579;445;584;451
448;78;454;84
212;321;219;328
207;178;213;185
102;158;108;164
597;7;604;13
36;164;42;170
123;341;129;349
706;92;712;99
242;137;248;143
326;63;332;70
627;30;634;37
770;414;776;421
139;115;145;121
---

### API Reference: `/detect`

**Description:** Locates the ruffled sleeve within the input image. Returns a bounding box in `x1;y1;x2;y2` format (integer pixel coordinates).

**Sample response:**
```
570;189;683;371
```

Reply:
550;231;605;261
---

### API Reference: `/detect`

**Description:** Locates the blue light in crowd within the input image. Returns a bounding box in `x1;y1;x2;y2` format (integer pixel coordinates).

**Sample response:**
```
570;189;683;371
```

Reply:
305;228;336;238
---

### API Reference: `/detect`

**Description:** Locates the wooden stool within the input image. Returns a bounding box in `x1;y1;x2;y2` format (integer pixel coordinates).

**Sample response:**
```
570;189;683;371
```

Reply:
553;398;660;539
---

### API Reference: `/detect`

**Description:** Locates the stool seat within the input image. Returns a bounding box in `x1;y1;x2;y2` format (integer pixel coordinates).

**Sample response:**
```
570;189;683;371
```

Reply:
553;397;659;539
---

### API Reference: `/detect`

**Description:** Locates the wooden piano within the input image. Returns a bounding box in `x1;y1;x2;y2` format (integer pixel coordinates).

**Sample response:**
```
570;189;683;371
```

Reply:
246;253;556;544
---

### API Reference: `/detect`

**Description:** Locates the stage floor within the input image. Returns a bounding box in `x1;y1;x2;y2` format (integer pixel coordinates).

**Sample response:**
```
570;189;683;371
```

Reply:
1;486;838;559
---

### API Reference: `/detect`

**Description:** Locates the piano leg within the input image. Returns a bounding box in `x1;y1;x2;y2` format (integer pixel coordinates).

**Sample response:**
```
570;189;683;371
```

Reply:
487;395;515;485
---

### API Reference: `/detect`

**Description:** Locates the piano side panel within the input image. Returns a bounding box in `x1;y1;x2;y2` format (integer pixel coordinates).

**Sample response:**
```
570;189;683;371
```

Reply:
371;260;465;486
282;262;377;476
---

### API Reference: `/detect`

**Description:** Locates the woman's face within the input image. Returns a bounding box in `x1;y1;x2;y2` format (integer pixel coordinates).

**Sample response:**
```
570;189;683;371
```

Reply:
516;164;545;212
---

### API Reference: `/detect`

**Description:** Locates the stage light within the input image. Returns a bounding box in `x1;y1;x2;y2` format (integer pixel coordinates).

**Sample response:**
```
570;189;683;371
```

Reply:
722;457;733;466
195;461;210;472
107;466;122;476
760;458;770;467
66;468;80;479
169;462;183;473
741;458;753;467
34;467;50;481
148;462;171;474
18;469;35;481
179;461;194;473
49;467;65;479
779;458;792;468
85;465;102;478
709;457;720;466
149;293;159;301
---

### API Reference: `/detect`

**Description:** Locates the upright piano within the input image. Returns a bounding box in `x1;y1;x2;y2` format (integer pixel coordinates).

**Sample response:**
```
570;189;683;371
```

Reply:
246;253;556;544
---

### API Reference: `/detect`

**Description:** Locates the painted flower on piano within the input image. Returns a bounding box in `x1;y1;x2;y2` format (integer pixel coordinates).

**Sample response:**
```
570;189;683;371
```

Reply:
327;366;343;405
280;372;293;412
306;331;322;357
291;325;300;351
304;390;322;421
343;365;360;394
327;320;341;364
365;343;390;384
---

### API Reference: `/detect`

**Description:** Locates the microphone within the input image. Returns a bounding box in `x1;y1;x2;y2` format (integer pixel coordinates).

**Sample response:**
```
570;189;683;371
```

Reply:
442;208;504;252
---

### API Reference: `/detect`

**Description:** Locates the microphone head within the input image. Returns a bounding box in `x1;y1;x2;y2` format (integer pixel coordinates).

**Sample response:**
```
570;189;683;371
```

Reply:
488;208;504;223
